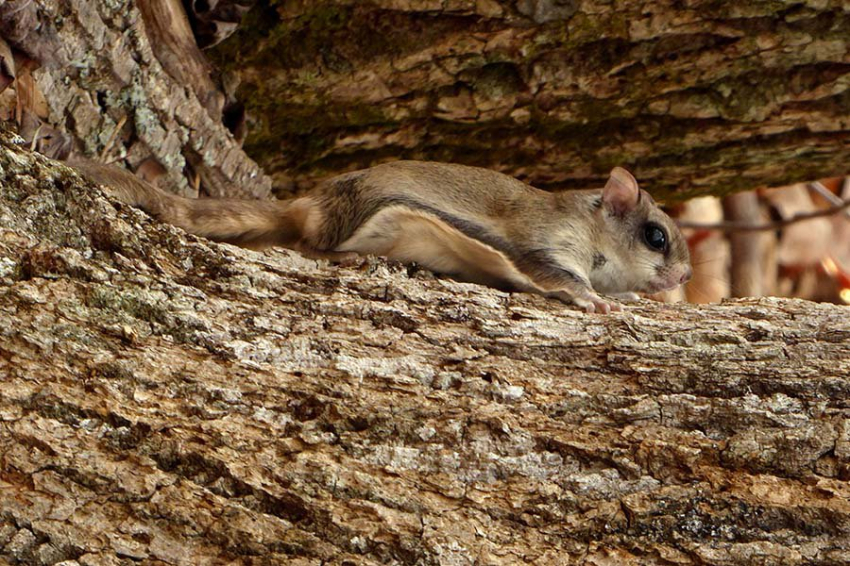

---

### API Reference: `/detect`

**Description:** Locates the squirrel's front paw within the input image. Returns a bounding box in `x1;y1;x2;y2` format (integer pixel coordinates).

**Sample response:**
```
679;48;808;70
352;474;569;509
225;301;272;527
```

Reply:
550;290;622;314
573;293;622;314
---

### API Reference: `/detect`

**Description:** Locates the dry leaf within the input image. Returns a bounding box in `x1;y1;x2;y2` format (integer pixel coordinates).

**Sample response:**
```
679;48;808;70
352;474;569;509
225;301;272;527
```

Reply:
14;65;48;119
0;35;15;92
0;87;15;120
136;157;169;187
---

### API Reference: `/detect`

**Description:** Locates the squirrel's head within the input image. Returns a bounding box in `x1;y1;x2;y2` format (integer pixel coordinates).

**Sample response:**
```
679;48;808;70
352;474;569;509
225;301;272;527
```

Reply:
592;167;692;295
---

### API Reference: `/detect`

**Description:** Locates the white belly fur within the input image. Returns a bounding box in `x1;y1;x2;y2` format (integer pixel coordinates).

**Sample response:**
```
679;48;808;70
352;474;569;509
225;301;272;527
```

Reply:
337;205;536;291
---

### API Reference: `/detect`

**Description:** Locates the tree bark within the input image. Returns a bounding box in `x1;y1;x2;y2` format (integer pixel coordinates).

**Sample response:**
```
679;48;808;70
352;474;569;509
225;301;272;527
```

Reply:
0;0;272;199
2;1;849;202
211;0;850;197
2;131;850;564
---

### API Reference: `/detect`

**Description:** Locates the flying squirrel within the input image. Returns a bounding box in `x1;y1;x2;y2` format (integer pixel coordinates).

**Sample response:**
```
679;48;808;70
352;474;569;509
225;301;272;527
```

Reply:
71;159;692;313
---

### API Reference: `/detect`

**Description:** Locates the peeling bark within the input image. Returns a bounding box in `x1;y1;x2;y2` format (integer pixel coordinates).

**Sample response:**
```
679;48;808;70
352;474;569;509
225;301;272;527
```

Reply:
215;0;850;197
137;0;225;119
1;132;850;564
0;0;271;199
2;1;848;203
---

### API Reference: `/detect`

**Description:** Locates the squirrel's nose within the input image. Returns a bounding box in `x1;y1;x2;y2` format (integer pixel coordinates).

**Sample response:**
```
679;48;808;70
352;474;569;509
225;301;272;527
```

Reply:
680;267;693;284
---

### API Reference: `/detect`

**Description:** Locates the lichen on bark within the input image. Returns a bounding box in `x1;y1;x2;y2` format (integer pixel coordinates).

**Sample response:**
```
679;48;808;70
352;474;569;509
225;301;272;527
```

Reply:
1;129;850;564
211;0;850;199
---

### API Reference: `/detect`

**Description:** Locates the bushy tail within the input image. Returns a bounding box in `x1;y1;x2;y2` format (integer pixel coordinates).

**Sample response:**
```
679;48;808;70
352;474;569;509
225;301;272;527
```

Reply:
70;159;315;249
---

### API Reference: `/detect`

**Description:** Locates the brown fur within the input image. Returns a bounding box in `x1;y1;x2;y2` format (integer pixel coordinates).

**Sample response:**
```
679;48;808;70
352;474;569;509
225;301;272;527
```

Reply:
72;159;691;312
71;159;318;250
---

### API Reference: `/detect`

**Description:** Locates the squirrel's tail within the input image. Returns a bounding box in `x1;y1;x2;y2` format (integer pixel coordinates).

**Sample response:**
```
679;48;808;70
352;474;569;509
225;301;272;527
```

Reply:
70;160;318;250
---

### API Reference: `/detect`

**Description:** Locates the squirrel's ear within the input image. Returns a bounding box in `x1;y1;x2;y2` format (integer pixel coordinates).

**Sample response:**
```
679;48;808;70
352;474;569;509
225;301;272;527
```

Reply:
602;167;640;216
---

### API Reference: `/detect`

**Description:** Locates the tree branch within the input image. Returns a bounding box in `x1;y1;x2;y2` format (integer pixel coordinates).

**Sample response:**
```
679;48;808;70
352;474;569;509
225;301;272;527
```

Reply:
2;124;850;566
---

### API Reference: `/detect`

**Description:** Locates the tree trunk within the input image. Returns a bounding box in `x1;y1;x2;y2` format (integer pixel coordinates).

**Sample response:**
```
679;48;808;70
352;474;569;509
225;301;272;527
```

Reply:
212;0;850;197
2;131;850;565
0;0;272;199
2;2;850;563
2;1;848;201
723;192;770;297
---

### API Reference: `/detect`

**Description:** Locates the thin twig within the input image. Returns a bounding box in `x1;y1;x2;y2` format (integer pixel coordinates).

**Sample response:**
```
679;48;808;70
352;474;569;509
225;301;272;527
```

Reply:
28;123;43;152
678;186;850;233
100;114;127;161
5;0;34;16
809;181;850;220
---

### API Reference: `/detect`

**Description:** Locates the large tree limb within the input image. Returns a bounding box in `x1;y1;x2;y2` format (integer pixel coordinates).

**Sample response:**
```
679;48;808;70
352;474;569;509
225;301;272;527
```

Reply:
1;1;847;202
217;0;850;197
1;131;849;564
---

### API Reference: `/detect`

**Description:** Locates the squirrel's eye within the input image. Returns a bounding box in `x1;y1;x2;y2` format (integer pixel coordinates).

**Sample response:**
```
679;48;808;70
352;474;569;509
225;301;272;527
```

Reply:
643;223;667;252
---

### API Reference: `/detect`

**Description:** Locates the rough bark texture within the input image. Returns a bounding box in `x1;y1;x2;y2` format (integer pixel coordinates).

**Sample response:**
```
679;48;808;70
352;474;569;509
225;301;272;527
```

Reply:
3;133;850;565
2;1;848;202
0;0;272;199
214;0;850;198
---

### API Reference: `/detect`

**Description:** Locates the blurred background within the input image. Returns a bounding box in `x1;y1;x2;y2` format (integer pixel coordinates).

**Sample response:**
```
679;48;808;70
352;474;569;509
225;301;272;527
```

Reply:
665;177;849;305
